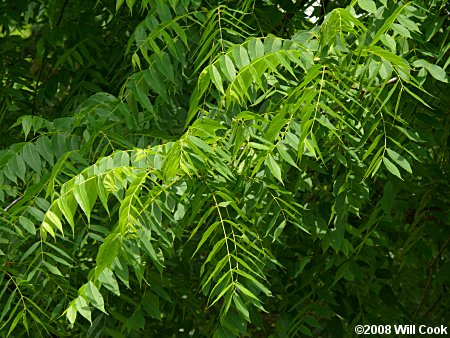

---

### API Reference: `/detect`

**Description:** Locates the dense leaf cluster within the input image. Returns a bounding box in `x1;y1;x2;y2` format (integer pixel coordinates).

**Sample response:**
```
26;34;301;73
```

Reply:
0;0;449;336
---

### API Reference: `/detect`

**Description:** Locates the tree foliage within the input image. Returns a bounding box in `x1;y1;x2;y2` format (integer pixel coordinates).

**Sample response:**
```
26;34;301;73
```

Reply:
0;0;449;336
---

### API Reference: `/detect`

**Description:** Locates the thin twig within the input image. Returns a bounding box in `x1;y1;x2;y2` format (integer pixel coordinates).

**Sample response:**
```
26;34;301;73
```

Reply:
421;285;447;319
318;0;329;25
351;77;398;95
56;0;70;27
413;236;450;320
4;196;23;212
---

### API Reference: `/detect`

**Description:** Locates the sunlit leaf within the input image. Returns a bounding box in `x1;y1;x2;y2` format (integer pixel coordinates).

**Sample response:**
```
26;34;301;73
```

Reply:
358;0;377;14
266;155;283;183
84;282;106;313
383;157;402;179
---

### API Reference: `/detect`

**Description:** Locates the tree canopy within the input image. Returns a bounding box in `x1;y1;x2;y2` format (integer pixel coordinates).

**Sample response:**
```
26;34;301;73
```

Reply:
0;0;449;336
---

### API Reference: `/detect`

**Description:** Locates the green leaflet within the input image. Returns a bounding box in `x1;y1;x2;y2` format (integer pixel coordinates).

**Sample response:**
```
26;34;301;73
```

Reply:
159;52;175;83
7;155;26;183
19;242;40;263
57;191;78;232
35;136;54;166
220;54;236;82
163;142;181;180
403;86;432;109
143;69;170;103
98;268;120;296
142;292;161;319
66;302;77;325
6;310;23;337
18;216;36;235
380;34;396;50
140;228;164;271
273;219;286;242
96;233;121;277
41;221;56;239
233;45;250;69
391;23;411;38
42;261;63;276
386;148;412;173
366;46;409;71
118;171;147;233
44;210;63;234
397;14;420;33
266;155;283;183
358;0;377;14
73;175;98;222
185;69;211;127
75;296;91;323
395;126;425;143
370;4;407;46
84;282;106;313
412;59;447;82
233;293;249;322
266;112;289;142
248;38;264;60
383;157;402;180
129;72;153;113
193;220;220;257
210;64;224;93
